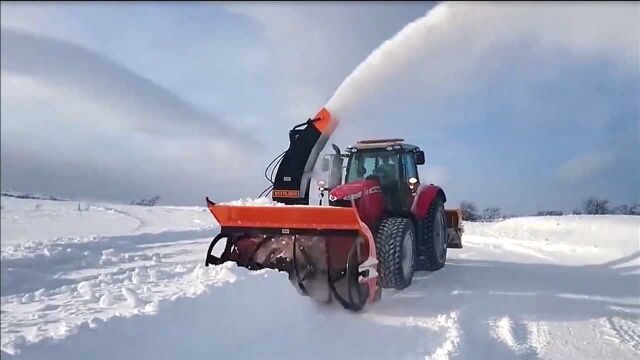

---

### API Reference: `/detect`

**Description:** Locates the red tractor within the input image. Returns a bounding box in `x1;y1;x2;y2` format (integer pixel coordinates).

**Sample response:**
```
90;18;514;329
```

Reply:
320;138;463;291
205;108;462;311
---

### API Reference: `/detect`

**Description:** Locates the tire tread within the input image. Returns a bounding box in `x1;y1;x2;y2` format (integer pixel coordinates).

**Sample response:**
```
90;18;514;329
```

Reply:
375;217;415;289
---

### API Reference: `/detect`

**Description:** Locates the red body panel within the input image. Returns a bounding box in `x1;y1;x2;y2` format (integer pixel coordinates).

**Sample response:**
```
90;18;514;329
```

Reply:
411;184;446;219
328;181;367;200
330;180;445;224
329;179;385;229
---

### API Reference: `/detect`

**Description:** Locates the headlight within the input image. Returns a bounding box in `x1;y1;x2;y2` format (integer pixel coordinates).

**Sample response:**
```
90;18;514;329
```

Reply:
329;194;337;201
343;192;362;201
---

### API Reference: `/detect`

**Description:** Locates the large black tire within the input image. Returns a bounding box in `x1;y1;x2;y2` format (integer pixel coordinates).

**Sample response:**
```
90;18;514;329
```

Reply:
375;217;416;290
417;197;448;271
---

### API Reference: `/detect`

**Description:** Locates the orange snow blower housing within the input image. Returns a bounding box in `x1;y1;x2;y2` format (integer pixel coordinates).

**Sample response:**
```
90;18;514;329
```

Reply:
205;108;463;311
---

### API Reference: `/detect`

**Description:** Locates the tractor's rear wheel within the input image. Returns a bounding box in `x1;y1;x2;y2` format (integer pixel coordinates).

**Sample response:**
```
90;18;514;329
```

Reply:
418;197;448;271
375;217;416;290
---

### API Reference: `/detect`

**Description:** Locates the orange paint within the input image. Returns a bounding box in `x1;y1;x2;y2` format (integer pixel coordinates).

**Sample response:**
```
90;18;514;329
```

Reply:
208;203;363;231
312;108;333;133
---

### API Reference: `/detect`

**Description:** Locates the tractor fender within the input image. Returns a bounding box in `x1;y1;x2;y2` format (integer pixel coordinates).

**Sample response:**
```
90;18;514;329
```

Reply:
411;184;446;219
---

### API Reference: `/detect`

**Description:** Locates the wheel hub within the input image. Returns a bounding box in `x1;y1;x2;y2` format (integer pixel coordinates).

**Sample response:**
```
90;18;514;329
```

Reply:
401;231;413;278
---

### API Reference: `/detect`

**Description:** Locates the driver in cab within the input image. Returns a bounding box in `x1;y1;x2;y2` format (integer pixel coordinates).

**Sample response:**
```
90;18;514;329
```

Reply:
373;155;397;186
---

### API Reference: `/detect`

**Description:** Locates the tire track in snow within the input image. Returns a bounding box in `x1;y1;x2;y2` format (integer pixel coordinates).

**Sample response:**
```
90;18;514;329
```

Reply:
424;312;461;360
488;316;550;357
604;317;640;352
524;321;551;356
365;311;461;359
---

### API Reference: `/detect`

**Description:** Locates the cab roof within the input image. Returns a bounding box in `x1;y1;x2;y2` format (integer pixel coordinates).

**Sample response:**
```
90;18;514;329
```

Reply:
348;138;418;152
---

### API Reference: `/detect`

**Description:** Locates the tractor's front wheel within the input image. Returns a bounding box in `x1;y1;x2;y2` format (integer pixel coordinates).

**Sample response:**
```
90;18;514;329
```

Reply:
375;217;416;290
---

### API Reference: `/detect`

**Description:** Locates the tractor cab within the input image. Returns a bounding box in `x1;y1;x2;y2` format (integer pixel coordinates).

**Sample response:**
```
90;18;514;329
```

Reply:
320;139;426;214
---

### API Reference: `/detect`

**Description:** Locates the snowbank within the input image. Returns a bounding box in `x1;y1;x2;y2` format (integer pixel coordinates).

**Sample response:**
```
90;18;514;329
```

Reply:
219;197;285;206
1;196;213;247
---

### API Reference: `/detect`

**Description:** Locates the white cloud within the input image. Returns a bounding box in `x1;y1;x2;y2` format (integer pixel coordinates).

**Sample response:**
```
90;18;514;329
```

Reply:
0;72;53;102
0;28;263;204
556;152;616;182
1;29;256;142
0;3;63;36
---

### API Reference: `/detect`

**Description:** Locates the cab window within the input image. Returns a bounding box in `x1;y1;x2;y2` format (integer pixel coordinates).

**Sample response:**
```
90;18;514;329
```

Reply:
346;151;399;184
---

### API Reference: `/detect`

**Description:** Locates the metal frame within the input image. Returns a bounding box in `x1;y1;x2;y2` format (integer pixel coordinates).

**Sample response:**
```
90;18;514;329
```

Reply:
205;227;369;311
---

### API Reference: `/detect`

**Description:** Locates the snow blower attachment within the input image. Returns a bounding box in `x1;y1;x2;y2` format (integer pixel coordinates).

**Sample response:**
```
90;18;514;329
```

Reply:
205;107;463;311
205;108;378;311
205;198;379;311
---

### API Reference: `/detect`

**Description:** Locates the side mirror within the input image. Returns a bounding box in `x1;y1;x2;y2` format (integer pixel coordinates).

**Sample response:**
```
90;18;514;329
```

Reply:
416;151;425;165
321;156;330;171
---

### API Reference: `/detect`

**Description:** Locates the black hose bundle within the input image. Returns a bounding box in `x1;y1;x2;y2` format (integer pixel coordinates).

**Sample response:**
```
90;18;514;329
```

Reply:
258;150;286;198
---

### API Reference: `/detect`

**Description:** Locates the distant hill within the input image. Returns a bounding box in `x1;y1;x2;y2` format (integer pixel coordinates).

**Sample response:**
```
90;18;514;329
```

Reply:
1;191;69;201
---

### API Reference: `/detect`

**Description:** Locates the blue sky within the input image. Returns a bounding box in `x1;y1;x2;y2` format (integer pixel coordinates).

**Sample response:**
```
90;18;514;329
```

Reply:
1;2;638;214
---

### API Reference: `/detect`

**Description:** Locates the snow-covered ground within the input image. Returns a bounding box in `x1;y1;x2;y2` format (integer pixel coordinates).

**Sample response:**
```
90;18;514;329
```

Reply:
1;195;638;359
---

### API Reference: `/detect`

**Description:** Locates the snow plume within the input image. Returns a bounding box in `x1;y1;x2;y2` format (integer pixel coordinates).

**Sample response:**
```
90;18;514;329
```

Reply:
324;2;637;120
325;4;450;116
